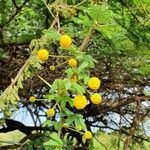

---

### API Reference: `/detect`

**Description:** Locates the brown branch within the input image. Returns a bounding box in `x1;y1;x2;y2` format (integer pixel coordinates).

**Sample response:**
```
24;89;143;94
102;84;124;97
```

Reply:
26;105;37;127
123;99;140;150
79;27;95;51
0;119;51;134
11;59;29;87
75;0;88;7
85;95;149;117
12;0;19;9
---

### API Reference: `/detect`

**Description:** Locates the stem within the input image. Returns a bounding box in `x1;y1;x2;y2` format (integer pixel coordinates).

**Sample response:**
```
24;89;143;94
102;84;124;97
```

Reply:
63;125;84;134
123;99;140;150
58;104;63;138
58;113;63;137
49;55;70;58
75;0;88;7
56;61;68;67
11;60;29;86
42;0;56;19
79;27;95;51
37;75;51;87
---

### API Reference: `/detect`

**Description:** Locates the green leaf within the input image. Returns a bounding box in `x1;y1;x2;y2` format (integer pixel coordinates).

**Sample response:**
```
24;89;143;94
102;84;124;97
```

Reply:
46;93;58;101
64;79;72;90
42;120;52;127
59;96;73;108
73;14;92;27
44;132;63;148
60;98;66;109
50;80;58;93
51;132;63;144
74;114;86;130
43;29;61;41
78;61;89;72
144;91;150;97
44;139;62;147
64;116;75;126
71;83;85;95
63;108;74;116
65;68;76;78
85;4;113;25
83;75;90;84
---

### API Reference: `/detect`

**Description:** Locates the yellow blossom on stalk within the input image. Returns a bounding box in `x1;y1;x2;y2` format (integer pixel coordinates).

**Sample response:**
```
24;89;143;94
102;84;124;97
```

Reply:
29;96;36;103
73;95;87;110
90;93;102;105
88;77;101;90
47;108;55;117
37;49;49;61
49;65;56;71
60;35;72;48
70;75;78;83
68;58;77;67
83;131;92;140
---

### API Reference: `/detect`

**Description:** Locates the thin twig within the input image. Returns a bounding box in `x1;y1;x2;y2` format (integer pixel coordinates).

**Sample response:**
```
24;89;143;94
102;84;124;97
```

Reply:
75;0;88;7
56;12;61;32
11;60;29;86
79;27;95;51
123;99;140;150
42;0;56;19
37;75;51;87
49;55;70;58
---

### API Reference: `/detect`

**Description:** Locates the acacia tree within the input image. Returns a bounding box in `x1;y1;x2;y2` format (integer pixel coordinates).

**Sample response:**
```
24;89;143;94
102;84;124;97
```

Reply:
0;0;150;150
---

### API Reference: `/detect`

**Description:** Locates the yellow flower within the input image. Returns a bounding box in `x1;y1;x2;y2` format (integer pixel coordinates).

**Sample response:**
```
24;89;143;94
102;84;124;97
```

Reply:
49;65;56;71
68;58;77;67
29;96;36;103
70;75;78;83
60;35;72;48
47;108;55;117
37;49;49;61
83;131;92;140
90;93;102;105
73;95;87;110
88;77;101;90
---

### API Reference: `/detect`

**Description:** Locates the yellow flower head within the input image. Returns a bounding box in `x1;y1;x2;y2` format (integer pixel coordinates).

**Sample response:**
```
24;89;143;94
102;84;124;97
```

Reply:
49;65;56;71
83;131;92;140
73;95;87;110
60;35;72;48
47;108;55;117
88;77;101;90
70;75;78;83
29;96;36;103
90;93;102;105
68;58;77;67
37;49;49;61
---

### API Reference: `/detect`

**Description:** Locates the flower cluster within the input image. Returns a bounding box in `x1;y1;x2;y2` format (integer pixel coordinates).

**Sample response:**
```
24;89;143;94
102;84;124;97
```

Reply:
33;33;102;141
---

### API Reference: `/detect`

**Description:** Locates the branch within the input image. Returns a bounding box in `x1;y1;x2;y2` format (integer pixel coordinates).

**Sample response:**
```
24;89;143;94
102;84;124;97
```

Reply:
79;27;95;51
123;99;140;150
85;95;149;117
0;119;51;134
12;0;20;9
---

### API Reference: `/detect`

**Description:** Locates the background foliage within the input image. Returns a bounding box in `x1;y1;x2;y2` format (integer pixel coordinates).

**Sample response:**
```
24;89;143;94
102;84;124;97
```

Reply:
0;0;150;150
